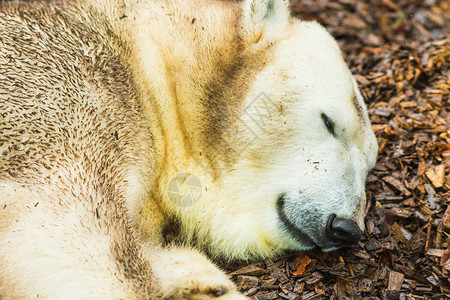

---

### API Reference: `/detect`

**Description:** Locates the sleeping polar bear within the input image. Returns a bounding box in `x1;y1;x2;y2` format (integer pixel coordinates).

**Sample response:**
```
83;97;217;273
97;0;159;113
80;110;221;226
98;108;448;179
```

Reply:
0;0;378;298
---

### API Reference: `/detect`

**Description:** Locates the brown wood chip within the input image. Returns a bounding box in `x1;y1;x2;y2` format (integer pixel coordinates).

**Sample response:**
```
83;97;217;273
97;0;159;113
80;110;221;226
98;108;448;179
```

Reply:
388;271;404;291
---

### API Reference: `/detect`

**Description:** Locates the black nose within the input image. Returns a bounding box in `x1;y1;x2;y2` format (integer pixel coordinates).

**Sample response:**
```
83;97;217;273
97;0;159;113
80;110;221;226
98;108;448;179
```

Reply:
325;214;362;246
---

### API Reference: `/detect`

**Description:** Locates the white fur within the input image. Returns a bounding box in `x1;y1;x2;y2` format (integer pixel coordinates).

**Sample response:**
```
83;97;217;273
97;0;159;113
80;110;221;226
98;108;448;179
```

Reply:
0;0;377;298
0;181;132;299
167;10;378;259
241;0;291;43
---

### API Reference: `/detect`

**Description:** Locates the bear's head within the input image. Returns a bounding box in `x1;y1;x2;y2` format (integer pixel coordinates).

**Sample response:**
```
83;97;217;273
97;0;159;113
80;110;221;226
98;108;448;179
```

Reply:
169;0;378;261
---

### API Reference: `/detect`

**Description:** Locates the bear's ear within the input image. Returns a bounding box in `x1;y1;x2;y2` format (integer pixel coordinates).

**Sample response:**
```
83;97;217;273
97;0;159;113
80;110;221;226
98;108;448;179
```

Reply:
241;0;291;44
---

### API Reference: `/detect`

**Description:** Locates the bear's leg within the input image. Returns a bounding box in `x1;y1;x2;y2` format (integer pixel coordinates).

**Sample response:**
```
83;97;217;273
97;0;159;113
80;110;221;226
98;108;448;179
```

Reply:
145;246;246;299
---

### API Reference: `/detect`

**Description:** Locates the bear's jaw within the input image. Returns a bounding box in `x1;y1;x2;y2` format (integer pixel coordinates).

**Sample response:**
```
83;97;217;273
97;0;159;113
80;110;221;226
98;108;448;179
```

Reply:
276;193;363;252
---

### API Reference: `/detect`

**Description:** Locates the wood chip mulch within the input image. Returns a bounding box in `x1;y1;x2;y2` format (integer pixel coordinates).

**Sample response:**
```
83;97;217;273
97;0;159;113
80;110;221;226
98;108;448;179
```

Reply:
226;0;449;299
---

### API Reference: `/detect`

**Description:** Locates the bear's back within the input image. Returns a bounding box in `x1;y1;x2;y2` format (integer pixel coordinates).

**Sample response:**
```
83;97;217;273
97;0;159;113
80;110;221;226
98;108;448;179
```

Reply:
0;1;154;183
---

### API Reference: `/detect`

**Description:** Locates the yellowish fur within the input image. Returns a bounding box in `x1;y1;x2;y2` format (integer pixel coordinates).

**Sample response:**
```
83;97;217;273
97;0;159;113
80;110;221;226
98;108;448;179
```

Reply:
0;0;377;298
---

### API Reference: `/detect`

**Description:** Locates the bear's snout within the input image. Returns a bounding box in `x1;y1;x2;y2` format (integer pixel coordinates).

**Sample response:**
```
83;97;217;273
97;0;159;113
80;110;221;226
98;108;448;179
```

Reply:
325;214;362;246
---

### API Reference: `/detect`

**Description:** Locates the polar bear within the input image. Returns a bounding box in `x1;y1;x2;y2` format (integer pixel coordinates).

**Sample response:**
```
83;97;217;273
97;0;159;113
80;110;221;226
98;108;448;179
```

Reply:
0;0;378;298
